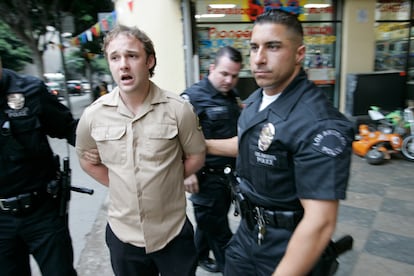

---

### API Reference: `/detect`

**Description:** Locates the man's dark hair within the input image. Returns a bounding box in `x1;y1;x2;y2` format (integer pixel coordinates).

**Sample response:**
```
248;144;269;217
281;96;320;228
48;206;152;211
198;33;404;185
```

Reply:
254;9;304;44
214;46;243;66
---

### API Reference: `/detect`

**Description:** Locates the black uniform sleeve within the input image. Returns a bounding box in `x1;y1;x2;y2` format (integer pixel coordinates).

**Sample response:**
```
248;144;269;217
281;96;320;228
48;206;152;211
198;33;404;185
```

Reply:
294;118;354;200
37;83;78;146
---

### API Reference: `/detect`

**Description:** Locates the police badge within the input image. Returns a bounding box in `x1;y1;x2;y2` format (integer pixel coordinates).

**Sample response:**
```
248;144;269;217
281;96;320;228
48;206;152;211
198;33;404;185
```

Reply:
258;123;275;151
7;93;25;109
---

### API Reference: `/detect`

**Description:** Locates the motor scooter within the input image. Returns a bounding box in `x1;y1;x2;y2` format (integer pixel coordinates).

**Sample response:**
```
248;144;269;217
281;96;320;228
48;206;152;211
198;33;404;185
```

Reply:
352;107;414;164
401;106;414;161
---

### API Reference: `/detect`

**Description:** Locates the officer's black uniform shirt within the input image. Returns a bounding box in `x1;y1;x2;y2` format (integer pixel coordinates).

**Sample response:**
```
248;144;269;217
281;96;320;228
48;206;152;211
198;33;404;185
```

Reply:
237;69;354;211
182;76;241;168
0;69;77;197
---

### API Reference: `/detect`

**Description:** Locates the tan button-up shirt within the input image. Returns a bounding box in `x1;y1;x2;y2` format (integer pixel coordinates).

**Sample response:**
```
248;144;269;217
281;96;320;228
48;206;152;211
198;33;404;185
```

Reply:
76;82;205;252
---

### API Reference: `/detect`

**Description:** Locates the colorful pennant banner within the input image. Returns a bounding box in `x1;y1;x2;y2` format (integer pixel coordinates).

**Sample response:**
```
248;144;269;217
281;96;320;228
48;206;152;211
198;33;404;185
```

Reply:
70;10;117;46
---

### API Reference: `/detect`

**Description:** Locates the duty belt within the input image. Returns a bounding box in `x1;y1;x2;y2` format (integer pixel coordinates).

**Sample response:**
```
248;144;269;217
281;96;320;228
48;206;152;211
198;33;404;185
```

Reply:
252;207;303;231
244;205;303;245
0;190;50;215
201;166;227;174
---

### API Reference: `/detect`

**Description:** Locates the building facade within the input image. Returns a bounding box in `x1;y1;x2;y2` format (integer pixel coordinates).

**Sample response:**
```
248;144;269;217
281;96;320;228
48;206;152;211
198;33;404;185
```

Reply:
115;0;414;112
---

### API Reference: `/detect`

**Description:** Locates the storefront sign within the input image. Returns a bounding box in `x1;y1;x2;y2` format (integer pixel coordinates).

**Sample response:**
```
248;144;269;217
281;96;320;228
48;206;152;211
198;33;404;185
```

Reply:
304;25;334;35
375;0;410;20
307;68;336;84
208;27;252;39
196;0;337;83
198;24;252;77
195;0;334;22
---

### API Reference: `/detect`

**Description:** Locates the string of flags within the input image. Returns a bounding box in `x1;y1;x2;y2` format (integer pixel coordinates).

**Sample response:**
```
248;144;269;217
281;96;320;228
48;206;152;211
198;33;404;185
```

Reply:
70;10;117;46
69;0;136;46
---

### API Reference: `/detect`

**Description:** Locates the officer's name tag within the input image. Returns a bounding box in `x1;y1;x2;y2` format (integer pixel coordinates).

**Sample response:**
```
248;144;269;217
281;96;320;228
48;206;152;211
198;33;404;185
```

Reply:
6;107;29;118
255;151;277;166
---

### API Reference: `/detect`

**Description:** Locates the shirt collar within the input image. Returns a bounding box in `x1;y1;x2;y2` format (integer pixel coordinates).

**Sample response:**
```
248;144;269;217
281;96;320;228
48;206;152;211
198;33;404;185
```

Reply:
100;81;168;106
99;81;169;118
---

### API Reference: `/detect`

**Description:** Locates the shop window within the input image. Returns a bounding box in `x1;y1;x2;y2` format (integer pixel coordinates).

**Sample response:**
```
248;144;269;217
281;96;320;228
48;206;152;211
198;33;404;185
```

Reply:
194;0;341;104
303;22;337;85
375;1;414;100
375;23;410;71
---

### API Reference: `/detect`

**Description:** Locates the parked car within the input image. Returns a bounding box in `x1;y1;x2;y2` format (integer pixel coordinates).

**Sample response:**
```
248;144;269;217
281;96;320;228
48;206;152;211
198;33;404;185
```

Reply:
81;80;91;92
66;80;84;95
46;82;64;99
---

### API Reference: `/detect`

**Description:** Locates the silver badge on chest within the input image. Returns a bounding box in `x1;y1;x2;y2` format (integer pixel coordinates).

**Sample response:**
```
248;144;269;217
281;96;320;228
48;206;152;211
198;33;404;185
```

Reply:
7;93;25;109
258;123;275;151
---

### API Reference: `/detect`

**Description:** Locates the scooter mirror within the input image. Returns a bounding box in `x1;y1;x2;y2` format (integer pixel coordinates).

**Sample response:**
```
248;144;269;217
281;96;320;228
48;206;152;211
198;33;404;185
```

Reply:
368;110;385;121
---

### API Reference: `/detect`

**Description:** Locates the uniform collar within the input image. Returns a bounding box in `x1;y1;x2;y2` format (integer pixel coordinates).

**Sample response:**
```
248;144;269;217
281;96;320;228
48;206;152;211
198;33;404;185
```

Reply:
267;69;309;121
244;69;309;121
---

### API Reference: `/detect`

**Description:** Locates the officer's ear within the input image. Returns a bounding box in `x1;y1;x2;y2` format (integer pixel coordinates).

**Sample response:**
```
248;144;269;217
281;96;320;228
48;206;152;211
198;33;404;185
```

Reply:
209;63;216;74
296;45;306;65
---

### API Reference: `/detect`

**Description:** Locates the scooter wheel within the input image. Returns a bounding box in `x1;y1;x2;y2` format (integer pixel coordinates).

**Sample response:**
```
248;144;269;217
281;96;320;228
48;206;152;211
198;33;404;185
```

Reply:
401;135;414;162
366;149;385;165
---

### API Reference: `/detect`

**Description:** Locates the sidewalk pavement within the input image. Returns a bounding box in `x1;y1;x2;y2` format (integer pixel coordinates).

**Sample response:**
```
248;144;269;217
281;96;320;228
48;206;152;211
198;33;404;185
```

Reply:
75;154;414;276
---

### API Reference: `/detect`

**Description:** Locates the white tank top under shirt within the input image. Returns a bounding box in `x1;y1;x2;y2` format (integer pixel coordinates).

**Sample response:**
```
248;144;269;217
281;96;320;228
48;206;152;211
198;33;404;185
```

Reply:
259;91;281;111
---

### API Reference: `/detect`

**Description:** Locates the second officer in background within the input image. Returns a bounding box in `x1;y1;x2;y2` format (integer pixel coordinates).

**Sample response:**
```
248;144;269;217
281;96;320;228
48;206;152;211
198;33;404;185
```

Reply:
181;46;243;273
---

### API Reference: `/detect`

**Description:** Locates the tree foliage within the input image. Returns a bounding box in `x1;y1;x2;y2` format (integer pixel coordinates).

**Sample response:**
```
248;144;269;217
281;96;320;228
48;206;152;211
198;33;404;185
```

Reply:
65;49;109;81
0;0;113;77
0;21;32;71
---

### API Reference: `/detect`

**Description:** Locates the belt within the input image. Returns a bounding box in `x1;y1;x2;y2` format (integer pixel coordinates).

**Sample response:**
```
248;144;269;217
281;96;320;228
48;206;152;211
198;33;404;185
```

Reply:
0;190;50;215
201;166;227;174
251;207;303;232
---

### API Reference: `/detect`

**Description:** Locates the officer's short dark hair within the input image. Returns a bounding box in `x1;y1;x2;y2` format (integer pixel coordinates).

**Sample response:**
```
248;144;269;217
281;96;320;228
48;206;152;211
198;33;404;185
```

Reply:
214;46;243;66
254;9;304;45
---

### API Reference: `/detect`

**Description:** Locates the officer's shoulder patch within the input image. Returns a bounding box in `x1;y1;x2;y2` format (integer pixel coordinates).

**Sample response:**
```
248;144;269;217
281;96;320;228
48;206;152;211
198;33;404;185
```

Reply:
312;129;347;157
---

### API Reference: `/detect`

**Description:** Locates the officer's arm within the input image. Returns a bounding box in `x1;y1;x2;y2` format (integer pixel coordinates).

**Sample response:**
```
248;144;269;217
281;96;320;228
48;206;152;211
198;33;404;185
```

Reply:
39;84;78;146
205;136;238;157
272;199;338;276
79;156;109;187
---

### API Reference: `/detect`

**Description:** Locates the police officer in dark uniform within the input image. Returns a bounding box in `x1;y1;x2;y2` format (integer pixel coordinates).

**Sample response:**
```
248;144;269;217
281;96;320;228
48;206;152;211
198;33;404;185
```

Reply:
0;58;78;276
181;46;243;273
221;10;355;275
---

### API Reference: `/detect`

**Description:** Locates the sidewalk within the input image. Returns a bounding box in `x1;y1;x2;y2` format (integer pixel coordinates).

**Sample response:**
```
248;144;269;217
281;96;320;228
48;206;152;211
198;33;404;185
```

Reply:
75;191;239;276
76;154;414;275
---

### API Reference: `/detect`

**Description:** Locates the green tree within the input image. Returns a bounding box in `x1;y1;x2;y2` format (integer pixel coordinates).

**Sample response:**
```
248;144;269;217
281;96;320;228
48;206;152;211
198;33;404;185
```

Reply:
65;49;109;80
0;0;113;78
0;21;32;71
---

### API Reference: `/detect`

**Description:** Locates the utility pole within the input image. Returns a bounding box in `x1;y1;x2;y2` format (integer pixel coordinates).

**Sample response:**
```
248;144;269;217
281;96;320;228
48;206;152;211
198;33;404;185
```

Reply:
54;10;72;112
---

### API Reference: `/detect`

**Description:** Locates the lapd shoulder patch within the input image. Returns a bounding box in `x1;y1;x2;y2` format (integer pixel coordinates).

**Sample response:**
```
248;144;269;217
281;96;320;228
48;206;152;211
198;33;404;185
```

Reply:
312;129;347;157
